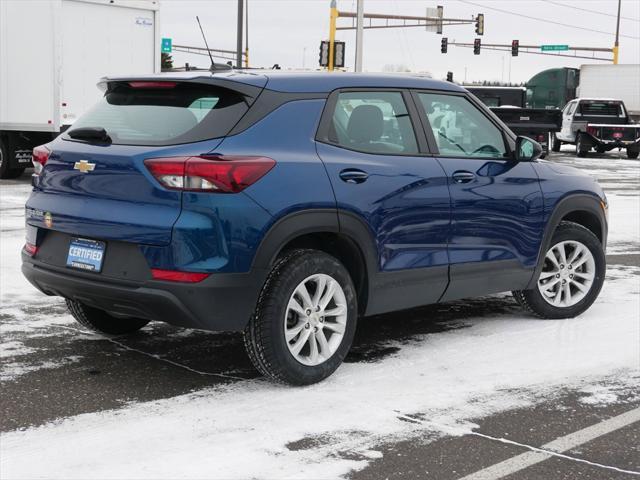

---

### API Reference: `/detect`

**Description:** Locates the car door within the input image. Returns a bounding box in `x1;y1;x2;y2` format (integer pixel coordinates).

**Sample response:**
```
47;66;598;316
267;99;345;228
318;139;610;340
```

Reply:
315;89;451;314
412;90;544;301
558;100;577;141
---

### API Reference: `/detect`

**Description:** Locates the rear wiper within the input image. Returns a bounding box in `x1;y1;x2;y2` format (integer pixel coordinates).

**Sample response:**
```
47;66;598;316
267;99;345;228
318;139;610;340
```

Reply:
67;127;112;143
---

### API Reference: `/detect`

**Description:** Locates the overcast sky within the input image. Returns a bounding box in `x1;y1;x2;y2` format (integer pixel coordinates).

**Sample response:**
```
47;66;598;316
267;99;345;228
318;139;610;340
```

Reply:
161;0;640;83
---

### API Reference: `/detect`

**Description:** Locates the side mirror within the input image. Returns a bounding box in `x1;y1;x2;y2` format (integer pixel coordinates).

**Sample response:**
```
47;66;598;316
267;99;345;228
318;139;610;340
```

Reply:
515;136;543;162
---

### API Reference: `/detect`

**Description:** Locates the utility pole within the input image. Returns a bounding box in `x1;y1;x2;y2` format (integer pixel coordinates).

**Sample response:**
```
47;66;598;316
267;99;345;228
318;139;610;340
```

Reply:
613;0;621;65
244;0;249;67
355;0;364;72
236;0;244;68
328;0;338;71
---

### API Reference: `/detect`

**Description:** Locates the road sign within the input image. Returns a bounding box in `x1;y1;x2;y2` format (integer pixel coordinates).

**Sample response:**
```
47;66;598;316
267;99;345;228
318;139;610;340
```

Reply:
161;38;172;54
541;44;569;52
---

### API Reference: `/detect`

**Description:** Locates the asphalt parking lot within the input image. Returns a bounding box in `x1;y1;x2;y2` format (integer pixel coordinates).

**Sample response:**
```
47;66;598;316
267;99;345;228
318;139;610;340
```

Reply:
1;148;638;479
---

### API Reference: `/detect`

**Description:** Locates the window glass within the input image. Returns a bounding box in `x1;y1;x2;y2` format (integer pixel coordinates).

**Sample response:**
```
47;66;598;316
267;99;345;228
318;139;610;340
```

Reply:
578;101;624;117
69;83;246;146
417;93;507;158
329;91;418;154
566;102;577;115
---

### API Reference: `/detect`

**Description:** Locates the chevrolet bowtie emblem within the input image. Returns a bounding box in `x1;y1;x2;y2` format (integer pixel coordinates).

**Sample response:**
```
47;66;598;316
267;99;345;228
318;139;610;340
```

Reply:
74;160;96;173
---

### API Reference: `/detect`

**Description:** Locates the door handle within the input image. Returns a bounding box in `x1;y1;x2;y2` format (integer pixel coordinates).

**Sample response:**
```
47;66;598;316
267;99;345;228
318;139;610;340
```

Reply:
452;170;476;184
339;169;369;184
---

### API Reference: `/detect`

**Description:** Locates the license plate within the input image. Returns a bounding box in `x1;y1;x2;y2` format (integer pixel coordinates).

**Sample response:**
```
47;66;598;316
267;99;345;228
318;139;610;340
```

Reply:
66;238;106;272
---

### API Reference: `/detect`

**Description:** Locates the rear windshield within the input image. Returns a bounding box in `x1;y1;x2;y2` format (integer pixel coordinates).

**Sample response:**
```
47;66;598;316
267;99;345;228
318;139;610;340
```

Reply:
66;82;248;146
578;101;624;117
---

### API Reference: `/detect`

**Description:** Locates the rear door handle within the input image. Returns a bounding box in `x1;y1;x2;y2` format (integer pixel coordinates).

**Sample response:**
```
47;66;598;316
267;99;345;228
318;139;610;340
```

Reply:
339;169;369;184
452;170;476;184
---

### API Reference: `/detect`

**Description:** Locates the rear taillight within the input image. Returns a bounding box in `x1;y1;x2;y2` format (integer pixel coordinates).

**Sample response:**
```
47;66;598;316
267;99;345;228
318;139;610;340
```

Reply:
23;242;38;257
144;155;276;193
32;145;50;175
151;269;210;283
537;134;546;142
586;126;598;137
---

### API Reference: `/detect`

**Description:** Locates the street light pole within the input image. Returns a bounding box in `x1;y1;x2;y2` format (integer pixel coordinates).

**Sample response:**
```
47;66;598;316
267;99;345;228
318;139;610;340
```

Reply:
244;0;249;67
236;0;244;68
355;0;364;72
613;0;621;64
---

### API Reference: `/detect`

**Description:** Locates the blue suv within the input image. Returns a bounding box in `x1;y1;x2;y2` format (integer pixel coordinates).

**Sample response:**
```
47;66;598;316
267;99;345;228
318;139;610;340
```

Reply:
22;72;607;385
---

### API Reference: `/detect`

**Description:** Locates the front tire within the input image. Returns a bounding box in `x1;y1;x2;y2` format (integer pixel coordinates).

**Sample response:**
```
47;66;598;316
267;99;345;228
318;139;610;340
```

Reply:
551;133;562;152
243;249;357;385
66;299;150;335
513;221;605;319
0;138;24;179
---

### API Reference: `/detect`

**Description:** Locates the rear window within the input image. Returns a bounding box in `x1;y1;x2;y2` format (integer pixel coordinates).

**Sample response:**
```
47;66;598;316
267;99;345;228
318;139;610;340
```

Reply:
578;101;624;117
66;82;248;146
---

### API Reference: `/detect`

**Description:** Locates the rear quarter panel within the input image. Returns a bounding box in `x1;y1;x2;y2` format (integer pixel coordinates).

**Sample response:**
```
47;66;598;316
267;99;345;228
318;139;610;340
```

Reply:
170;98;336;273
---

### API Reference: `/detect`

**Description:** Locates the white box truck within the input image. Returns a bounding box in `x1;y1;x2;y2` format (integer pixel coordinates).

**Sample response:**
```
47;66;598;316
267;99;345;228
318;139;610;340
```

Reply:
577;64;640;122
0;0;161;178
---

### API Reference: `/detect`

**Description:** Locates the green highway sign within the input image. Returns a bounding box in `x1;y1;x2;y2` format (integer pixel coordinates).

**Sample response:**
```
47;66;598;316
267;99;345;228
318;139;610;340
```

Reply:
161;37;172;53
541;44;569;52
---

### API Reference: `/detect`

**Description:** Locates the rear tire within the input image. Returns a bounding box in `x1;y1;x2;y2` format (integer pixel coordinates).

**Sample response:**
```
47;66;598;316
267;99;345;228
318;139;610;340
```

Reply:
512;221;605;319
66;299;150;335
627;149;639;159
243;249;357;385
0;139;24;179
576;133;589;158
551;133;561;152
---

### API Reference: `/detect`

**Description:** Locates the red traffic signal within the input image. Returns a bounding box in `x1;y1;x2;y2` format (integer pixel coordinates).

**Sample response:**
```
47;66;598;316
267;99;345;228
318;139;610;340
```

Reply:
512;40;519;57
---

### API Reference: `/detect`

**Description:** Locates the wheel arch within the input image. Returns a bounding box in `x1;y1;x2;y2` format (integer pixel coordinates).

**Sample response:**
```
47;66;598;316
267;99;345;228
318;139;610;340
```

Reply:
526;193;607;289
251;209;378;315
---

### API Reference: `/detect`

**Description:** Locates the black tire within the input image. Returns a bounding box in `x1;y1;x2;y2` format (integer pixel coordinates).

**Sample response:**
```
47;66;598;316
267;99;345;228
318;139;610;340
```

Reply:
576;133;589;158
512;221;605;319
66;299;150;335
243;249;358;385
627;150;639;159
0;138;24;179
551;133;562;152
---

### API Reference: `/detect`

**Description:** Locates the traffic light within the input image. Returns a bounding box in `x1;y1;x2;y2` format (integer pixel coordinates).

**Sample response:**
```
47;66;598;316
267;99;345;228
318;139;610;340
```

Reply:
474;38;481;55
334;41;345;68
446;71;453;82
511;39;519;57
441;37;448;54
319;41;329;67
475;13;484;36
319;40;345;68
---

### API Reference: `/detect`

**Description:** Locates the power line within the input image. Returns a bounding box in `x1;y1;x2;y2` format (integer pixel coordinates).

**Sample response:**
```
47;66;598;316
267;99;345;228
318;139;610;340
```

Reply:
457;0;640;40
541;0;640;22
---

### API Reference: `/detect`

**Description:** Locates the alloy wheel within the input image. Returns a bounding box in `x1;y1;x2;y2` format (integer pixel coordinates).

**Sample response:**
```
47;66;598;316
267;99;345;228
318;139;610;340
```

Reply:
537;240;596;308
284;273;348;366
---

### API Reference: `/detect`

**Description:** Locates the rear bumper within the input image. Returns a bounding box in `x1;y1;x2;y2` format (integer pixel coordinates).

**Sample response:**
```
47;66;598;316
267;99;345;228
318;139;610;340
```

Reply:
22;254;266;332
586;136;640;150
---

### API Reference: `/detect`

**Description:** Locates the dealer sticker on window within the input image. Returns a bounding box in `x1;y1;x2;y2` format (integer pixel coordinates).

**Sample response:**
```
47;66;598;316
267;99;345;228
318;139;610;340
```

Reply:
66;238;106;272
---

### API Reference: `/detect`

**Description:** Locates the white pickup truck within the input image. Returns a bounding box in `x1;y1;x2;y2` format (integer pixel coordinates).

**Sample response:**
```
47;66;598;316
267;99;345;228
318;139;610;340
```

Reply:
552;98;640;159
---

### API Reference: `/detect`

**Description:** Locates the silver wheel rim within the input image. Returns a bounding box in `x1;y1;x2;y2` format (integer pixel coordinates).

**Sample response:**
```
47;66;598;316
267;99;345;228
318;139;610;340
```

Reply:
538;240;596;308
284;273;348;366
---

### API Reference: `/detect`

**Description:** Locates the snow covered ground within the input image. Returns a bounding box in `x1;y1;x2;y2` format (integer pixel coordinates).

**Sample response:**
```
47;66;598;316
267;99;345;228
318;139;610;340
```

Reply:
0;152;638;479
